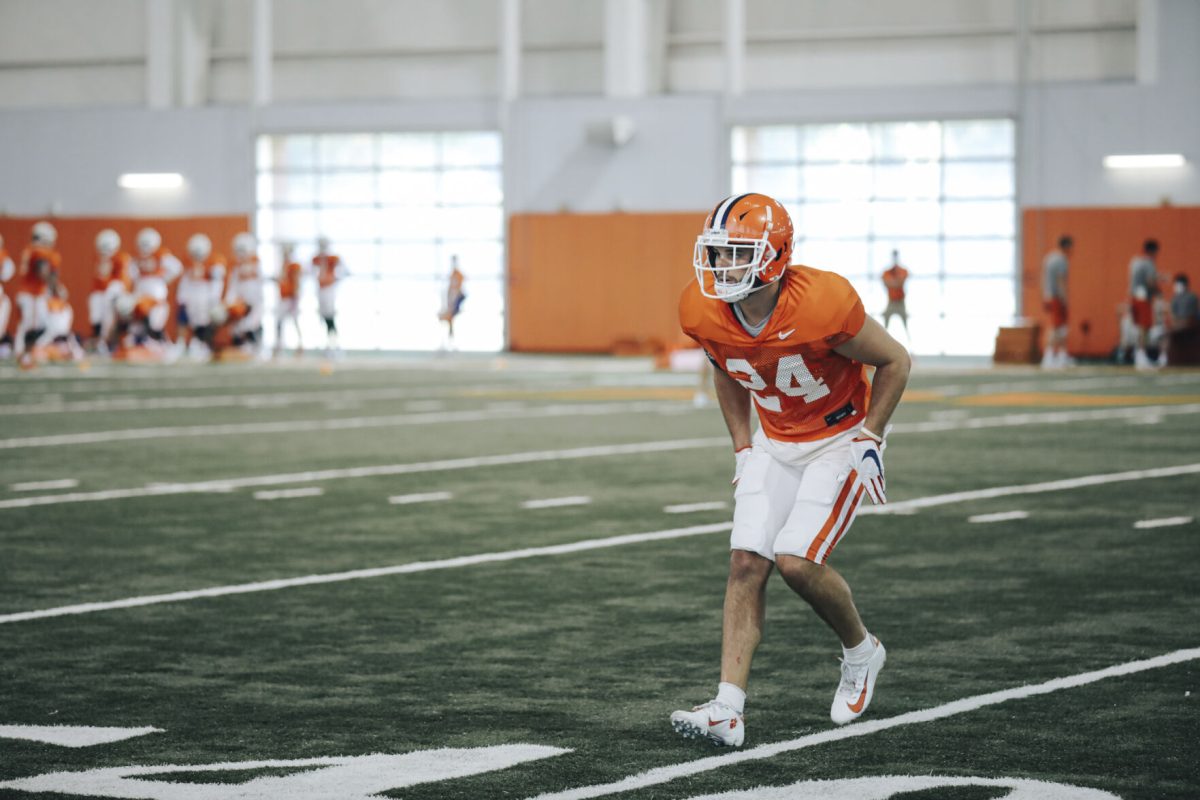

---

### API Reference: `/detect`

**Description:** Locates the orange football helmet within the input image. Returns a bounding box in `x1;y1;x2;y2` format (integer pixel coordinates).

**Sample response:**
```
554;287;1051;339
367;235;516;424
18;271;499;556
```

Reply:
693;193;794;302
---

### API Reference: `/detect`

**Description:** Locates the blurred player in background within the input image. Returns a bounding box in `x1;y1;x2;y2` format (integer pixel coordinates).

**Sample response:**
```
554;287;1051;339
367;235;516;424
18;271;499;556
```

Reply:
31;281;84;363
670;193;910;747
88;228;131;354
1129;239;1161;369
314;235;346;357
438;254;465;351
1041;235;1074;368
14;221;61;362
880;249;910;344
224;232;265;353
0;234;14;357
124;227;182;350
274;241;304;358
176;234;227;360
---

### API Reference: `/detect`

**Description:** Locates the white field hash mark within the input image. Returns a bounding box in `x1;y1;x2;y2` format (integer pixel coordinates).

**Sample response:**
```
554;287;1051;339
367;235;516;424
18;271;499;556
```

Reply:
521;496;592;509
4;461;1200;625
664;501;729;514
1133;516;1193;529
967;510;1029;524
389;491;454;505
253;487;325;501
9;478;78;492
524;647;1200;800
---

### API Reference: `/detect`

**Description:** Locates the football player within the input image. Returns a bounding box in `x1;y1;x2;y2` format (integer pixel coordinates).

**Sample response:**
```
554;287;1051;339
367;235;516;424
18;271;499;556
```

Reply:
1129;239;1161;369
669;193;911;747
437;254;465;351
880;249;910;343
177;233;227;359
273;242;304;358
126;227;182;347
89;228;132;353
14;221;61;360
0;234;14;356
225;232;265;351
313;235;347;357
1041;235;1073;368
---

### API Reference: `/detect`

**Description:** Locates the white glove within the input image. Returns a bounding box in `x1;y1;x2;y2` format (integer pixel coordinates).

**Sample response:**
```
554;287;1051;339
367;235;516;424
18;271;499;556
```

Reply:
849;427;887;505
732;447;752;486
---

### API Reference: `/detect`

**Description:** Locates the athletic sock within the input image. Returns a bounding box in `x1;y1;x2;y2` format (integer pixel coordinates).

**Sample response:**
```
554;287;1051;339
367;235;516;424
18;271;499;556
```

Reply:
843;632;876;665
715;682;746;713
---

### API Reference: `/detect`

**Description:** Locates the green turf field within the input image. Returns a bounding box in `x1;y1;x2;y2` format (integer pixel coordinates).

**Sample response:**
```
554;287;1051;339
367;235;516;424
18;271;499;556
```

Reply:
1;356;1197;800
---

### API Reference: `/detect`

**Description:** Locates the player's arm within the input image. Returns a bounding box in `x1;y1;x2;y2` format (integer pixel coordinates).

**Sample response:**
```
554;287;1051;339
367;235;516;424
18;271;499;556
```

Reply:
833;315;911;435
712;360;754;484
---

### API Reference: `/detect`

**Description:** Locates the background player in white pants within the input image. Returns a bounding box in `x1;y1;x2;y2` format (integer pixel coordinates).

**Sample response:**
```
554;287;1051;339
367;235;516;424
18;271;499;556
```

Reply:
177;233;227;359
88;229;131;353
0;235;14;356
14;221;61;359
126;227;182;346
313;236;347;357
225;232;265;351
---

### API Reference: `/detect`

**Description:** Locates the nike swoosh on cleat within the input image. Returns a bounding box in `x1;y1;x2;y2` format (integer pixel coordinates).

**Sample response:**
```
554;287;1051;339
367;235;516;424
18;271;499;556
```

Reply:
847;671;870;713
778;329;796;339
708;718;733;727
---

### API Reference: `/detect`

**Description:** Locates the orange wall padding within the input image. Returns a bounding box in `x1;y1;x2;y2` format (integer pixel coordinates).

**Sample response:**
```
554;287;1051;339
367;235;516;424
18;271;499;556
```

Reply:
1022;207;1200;357
0;215;250;339
508;212;704;353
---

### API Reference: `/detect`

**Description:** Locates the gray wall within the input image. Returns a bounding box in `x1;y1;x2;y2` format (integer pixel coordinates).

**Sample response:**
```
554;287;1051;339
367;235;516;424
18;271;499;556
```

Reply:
0;0;1195;216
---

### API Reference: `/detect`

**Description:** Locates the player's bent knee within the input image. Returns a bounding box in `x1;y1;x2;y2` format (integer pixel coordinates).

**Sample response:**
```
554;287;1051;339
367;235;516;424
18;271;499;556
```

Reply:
774;553;824;589
727;548;773;585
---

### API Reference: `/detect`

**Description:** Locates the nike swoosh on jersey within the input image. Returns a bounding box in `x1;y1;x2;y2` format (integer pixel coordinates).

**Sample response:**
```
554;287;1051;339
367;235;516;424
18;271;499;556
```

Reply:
778;328;796;339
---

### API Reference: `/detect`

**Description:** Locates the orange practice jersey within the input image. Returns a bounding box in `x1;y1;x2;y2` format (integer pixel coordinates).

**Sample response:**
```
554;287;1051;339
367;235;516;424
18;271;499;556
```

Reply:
92;252;132;293
133;248;177;279
314;254;341;288
19;246;61;295
680;265;870;443
278;261;303;299
882;265;908;302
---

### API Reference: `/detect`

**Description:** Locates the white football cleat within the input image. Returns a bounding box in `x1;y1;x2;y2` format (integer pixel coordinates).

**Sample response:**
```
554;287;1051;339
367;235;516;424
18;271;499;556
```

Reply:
830;636;887;726
670;700;744;747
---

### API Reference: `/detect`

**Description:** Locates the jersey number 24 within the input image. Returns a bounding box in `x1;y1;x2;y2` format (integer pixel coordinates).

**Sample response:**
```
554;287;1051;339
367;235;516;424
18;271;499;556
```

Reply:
726;355;831;411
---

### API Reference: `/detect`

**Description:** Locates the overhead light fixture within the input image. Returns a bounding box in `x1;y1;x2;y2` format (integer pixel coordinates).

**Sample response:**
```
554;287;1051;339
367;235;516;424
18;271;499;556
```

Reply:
1103;154;1186;169
118;172;185;189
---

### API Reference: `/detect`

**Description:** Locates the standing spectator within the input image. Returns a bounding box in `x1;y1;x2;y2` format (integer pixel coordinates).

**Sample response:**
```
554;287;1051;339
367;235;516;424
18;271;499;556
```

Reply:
1129;239;1161;369
1165;273;1200;365
438;254;466;351
880;249;910;343
1041;235;1073;368
313;235;347;358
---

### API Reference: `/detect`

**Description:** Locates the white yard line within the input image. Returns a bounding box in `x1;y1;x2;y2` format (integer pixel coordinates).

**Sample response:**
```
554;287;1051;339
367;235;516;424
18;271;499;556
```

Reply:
253;487;325;501
664;501;729;514
1133;516;1193;529
967;510;1029;523
0;401;680;451
860;463;1200;516
889;402;1200;434
389;491;454;505
0;522;735;624
4;461;1198;625
9;478;79;492
521;496;592;509
525;647;1200;800
0;438;727;511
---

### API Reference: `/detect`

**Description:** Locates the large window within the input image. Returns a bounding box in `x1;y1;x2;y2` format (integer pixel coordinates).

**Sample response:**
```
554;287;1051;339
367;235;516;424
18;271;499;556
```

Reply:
732;120;1016;356
255;132;504;351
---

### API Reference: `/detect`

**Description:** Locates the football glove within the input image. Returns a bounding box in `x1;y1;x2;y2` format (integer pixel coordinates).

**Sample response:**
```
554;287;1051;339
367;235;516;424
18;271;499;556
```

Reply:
732;446;752;486
849;427;887;505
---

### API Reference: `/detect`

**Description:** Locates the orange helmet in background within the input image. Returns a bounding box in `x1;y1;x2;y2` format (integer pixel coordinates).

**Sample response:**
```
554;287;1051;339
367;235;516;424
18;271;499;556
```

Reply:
693;192;794;303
